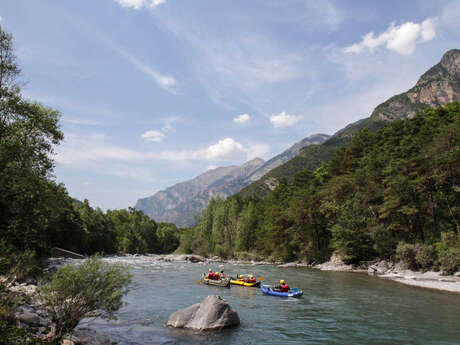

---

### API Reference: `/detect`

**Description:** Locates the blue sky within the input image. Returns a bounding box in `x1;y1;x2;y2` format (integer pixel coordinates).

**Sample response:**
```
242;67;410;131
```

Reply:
1;0;459;210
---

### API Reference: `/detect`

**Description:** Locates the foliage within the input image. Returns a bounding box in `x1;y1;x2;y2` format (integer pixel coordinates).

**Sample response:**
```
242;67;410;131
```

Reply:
395;242;418;270
39;256;131;338
0;24;72;278
0;249;40;283
415;244;437;271
436;232;460;275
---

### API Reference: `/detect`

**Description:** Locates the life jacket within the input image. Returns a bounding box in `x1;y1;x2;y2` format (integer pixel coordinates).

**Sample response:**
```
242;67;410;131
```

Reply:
214;273;220;280
208;272;214;279
280;284;289;292
248;277;256;283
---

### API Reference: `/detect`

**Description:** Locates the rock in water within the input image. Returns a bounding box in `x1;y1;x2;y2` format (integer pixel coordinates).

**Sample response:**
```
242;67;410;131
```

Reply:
167;295;240;331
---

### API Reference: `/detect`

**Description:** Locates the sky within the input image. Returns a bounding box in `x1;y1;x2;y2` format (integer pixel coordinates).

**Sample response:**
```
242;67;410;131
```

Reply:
1;0;459;210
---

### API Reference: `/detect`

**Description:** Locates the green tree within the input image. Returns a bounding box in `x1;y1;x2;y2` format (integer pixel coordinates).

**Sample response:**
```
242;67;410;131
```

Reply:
0;25;67;274
39;257;131;339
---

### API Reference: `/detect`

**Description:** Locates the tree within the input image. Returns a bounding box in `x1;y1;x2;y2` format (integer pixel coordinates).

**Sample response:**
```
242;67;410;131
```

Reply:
39;257;131;339
0;25;66;274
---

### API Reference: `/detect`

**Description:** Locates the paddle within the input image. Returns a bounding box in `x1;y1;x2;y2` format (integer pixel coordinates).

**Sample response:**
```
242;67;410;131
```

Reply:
196;280;201;285
258;277;264;281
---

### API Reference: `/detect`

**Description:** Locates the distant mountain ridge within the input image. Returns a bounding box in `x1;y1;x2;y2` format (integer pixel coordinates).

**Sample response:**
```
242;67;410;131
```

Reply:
238;49;460;198
135;134;329;227
247;134;330;183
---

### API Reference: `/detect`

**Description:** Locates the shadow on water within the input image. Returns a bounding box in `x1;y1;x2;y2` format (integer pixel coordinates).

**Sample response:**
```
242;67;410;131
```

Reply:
78;257;460;345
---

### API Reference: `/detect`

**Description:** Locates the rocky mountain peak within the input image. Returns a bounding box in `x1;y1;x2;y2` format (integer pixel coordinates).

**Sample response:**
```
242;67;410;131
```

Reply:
440;49;460;74
371;48;460;121
243;157;265;167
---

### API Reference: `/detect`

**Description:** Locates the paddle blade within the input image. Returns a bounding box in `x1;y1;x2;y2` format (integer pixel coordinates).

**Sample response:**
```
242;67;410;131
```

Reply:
258;277;264;281
196;280;201;285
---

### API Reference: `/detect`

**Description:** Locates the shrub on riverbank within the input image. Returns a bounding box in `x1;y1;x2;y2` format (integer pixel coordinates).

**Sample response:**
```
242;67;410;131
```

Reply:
39;257;131;339
436;232;460;275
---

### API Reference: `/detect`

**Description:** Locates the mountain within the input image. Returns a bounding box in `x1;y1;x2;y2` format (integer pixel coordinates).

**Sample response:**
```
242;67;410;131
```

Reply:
370;49;460;121
135;158;264;228
135;134;329;227
238;49;460;198
247;134;330;182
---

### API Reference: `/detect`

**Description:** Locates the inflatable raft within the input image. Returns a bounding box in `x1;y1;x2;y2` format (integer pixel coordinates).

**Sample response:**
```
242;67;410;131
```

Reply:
200;274;231;287
261;284;303;297
230;279;261;288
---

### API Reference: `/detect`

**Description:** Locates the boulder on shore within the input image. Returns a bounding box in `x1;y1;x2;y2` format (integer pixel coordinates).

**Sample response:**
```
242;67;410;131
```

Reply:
63;328;115;345
187;255;206;263
277;262;310;268
167;295;240;331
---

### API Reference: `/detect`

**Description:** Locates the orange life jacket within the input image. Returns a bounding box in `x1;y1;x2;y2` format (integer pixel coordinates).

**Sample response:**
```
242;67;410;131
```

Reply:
280;284;289;292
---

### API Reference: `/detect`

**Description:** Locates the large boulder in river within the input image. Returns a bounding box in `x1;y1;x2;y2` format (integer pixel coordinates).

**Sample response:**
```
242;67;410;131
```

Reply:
167;295;240;331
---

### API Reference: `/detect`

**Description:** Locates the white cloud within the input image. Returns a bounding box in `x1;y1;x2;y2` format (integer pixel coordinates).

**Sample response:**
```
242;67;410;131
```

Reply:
63;117;103;126
270;111;303;128
233;113;250;124
111;45;177;92
345;18;436;55
204;138;246;161
115;0;166;10
57;133;264;166
246;143;270;160
72;18;177;93
141;130;164;142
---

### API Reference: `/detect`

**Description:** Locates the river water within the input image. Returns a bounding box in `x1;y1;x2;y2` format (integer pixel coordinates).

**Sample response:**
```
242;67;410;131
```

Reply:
78;256;460;345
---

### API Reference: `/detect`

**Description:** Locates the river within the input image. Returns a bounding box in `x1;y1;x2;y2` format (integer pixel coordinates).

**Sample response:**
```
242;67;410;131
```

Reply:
77;256;460;345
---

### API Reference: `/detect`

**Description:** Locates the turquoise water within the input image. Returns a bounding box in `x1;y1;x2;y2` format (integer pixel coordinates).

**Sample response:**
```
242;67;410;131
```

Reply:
79;257;460;345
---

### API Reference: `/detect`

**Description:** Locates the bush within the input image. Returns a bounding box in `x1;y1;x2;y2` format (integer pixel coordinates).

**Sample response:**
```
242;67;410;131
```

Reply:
395;242;417;269
415;244;437;271
39;256;131;339
0;247;41;283
436;232;460;275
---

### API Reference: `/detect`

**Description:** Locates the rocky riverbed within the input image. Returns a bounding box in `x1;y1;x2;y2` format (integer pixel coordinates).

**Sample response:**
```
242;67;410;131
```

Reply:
312;253;460;293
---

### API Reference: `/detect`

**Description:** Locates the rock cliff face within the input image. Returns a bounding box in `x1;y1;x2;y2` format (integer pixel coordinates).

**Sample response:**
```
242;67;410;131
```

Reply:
371;49;460;121
135;158;265;227
135;134;328;227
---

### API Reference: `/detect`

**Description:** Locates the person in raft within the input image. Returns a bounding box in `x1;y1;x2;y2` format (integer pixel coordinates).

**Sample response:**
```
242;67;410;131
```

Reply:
220;270;226;278
238;274;245;281
248;275;256;283
207;268;214;279
214;271;220;280
279;280;289;292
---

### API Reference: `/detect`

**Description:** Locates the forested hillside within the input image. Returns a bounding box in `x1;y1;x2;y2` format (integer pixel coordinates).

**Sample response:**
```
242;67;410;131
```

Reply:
180;103;460;273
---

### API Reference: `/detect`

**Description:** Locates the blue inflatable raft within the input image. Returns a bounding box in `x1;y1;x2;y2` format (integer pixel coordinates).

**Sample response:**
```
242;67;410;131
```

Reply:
261;284;303;298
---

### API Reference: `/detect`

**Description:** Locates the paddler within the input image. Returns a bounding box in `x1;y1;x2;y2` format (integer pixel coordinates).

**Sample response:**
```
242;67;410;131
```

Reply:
279;279;290;292
207;268;214;279
238;274;245;282
214;271;220;280
248;274;256;283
